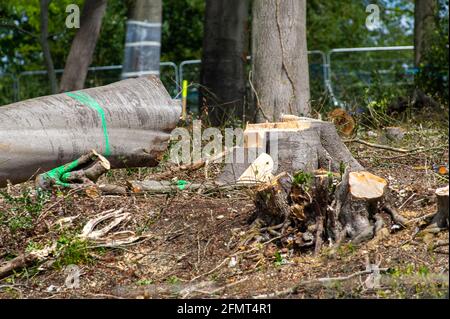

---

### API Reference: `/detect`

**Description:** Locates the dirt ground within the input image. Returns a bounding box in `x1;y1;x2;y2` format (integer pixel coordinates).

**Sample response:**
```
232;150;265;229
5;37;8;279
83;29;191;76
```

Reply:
0;118;448;299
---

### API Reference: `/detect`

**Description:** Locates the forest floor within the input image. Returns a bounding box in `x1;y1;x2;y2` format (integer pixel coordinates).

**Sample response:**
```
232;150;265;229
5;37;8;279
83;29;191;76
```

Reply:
0;113;448;299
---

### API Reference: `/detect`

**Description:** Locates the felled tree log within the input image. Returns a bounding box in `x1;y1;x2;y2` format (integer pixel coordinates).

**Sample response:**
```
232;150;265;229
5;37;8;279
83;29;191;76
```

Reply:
0;76;181;187
218;116;363;184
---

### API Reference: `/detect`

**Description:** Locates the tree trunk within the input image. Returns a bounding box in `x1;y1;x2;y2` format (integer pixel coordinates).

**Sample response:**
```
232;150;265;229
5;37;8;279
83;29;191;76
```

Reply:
251;0;310;122
200;0;249;126
414;0;437;66
60;0;108;92
122;0;162;78
0;76;181;187
39;0;58;94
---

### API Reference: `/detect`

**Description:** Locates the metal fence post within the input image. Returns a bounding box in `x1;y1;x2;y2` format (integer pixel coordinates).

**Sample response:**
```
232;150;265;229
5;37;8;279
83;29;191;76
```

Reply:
179;59;202;97
160;61;180;91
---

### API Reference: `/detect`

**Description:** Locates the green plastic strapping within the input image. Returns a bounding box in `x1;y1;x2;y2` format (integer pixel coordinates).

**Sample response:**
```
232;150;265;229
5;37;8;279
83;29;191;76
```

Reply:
40;159;79;188
66;91;111;156
177;180;188;190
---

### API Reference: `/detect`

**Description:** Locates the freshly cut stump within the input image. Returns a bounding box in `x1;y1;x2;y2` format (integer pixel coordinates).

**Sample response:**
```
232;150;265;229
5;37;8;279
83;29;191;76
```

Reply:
242;116;404;249
218;116;363;184
424;185;449;233
253;168;401;250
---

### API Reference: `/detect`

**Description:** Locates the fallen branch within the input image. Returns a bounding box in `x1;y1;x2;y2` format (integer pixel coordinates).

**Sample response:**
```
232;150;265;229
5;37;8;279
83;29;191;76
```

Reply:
127;180;257;195
253;268;389;298
344;138;410;153
1;208;143;279
382;204;408;228
0;244;56;280
376;145;447;160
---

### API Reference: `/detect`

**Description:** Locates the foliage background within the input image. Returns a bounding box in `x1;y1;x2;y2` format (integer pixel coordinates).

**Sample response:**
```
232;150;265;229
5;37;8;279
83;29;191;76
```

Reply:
0;0;448;108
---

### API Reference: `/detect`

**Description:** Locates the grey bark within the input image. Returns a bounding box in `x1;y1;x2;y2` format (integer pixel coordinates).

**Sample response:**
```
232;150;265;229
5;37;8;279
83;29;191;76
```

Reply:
122;0;162;78
251;0;311;122
414;0;437;66
200;0;249;126
0;76;181;187
60;0;108;92
39;0;58;94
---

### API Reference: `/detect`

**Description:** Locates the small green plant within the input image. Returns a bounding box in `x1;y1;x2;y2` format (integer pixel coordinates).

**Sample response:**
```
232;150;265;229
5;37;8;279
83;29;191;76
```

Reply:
167;275;180;284
418;265;430;276
337;243;356;256
292;171;313;189
54;235;92;269
274;250;284;267
0;188;49;232
25;240;44;253
339;162;346;178
136;279;153;286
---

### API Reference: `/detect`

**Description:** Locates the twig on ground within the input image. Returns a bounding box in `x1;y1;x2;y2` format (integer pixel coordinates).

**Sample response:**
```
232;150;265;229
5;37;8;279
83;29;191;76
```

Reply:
344;138;410;153
376;145;447;160
253;268;389;298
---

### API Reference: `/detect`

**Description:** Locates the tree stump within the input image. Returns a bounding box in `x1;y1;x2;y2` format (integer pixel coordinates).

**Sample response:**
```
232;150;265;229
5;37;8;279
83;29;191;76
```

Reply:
424;185;449;233
218;116;363;184
252;168;397;250
240;116;403;249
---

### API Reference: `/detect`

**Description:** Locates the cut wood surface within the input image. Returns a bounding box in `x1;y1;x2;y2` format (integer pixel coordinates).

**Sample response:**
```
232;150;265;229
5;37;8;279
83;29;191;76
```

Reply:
237;153;274;184
218;116;363;184
349;171;387;200
0;76;181;187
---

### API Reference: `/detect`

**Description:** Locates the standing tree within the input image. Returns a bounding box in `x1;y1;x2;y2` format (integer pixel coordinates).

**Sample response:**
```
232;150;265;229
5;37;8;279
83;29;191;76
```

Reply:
251;0;310;122
200;0;249;126
121;0;162;78
414;0;437;67
39;0;58;94
60;0;108;92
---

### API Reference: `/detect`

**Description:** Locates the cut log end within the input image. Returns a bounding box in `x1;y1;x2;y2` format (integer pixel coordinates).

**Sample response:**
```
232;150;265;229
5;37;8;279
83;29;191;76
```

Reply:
349;171;387;200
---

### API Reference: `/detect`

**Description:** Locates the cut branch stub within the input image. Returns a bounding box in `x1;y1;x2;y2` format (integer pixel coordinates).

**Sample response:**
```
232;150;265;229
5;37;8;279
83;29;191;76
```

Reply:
36;149;110;190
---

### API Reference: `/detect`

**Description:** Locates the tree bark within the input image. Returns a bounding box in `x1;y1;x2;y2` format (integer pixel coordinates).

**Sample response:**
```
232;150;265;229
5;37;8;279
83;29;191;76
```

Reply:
200;0;249;126
39;0;58;94
122;0;162;78
414;0;437;66
60;0;108;92
0;76;181;187
251;0;310;122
